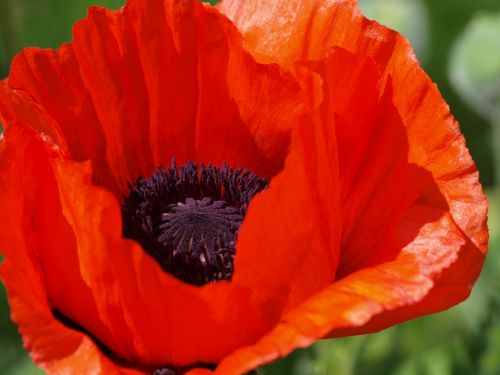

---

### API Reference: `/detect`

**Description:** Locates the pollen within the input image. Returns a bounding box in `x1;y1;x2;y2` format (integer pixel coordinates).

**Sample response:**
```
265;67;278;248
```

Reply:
121;160;268;286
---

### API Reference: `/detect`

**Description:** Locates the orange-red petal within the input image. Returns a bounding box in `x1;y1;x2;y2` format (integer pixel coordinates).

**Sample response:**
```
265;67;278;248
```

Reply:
0;125;144;375
213;205;474;375
309;49;440;277
48;144;270;365
0;0;308;365
5;0;304;197
200;1;489;372
0;80;65;145
0;122;268;369
0;0;488;374
232;88;341;319
219;0;488;255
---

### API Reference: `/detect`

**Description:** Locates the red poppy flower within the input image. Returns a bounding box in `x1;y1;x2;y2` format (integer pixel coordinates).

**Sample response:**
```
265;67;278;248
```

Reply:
0;0;488;374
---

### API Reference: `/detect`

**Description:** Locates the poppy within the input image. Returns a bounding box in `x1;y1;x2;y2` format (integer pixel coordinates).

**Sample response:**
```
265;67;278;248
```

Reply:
0;0;488;374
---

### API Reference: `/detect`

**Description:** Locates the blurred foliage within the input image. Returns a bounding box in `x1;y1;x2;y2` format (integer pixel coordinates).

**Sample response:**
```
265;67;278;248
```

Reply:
359;0;429;61
0;0;124;76
0;0;499;374
449;12;500;183
450;12;500;118
420;0;500;188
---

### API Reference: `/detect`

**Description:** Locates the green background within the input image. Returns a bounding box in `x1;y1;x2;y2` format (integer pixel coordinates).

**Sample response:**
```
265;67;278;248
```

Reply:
1;0;499;374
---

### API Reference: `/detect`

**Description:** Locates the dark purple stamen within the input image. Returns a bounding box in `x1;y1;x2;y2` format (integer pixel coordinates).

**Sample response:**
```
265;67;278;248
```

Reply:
121;160;267;286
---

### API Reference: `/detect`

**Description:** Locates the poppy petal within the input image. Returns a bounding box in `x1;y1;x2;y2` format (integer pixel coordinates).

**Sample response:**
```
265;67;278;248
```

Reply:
210;76;485;371
200;6;487;369
217;0;359;68
5;0;304;197
213;205;475;375
232;44;442;321
0;125;143;375
218;0;488;255
0;80;65;146
232;87;341;319
307;48;443;278
50;157;270;365
0;122;268;368
0;0;309;368
0;0;488;374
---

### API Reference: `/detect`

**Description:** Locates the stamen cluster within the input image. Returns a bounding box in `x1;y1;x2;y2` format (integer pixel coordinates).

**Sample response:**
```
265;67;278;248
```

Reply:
122;161;268;286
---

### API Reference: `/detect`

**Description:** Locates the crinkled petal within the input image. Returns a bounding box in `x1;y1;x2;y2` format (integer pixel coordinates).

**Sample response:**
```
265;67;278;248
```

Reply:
212;206;479;374
0;80;65;146
219;0;488;256
0;125;143;375
4;0;304;197
309;48;441;277
233;84;341;318
0;0;308;366
218;0;359;67
50;157;269;365
0;0;488;374
0;123;268;368
196;10;487;369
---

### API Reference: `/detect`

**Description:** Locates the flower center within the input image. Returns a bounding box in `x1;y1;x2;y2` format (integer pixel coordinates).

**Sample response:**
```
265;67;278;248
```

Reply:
121;161;268;286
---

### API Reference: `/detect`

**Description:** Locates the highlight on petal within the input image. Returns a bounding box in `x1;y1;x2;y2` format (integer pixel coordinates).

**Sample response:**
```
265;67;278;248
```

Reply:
218;0;359;67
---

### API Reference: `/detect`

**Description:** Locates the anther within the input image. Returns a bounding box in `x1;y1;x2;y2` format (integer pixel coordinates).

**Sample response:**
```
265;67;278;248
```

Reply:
121;160;267;286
